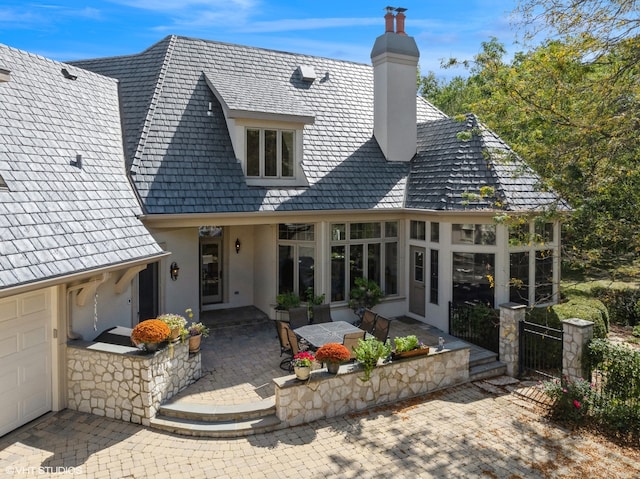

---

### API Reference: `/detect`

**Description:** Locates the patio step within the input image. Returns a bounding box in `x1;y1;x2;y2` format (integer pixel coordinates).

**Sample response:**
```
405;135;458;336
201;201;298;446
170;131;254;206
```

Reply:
469;360;507;381
469;348;500;368
150;398;284;437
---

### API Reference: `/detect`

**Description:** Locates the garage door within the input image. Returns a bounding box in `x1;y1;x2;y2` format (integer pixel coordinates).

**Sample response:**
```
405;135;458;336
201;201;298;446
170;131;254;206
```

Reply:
0;290;52;436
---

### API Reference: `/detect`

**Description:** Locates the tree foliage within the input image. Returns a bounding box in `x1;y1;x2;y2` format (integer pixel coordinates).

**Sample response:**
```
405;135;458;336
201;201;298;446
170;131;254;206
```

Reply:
420;3;640;274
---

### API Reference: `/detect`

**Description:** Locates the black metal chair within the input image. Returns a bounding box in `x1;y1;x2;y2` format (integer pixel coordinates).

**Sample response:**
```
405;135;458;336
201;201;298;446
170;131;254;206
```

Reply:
359;309;377;334
311;304;333;324
372;315;391;343
284;324;303;372
288;306;310;330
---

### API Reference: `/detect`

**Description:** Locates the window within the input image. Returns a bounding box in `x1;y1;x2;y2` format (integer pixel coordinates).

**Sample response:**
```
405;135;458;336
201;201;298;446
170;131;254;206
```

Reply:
410;220;425;240
509;252;529;304
452;224;496;245
278;224;315;300
452;252;495;305
331;221;398;302
430;249;439;304
246;128;294;178
535;222;554;243
535;250;554;303
430;222;440;243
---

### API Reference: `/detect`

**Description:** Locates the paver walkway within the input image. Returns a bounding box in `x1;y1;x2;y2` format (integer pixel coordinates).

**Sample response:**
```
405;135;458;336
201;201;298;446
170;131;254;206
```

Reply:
1;380;638;478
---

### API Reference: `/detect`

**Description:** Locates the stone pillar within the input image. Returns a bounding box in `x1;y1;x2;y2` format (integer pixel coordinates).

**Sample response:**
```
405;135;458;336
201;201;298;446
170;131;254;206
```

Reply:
499;303;526;377
562;318;594;381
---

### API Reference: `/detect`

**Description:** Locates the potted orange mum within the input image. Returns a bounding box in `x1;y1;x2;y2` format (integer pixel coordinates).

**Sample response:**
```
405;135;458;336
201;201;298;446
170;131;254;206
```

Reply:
315;342;350;374
131;319;170;353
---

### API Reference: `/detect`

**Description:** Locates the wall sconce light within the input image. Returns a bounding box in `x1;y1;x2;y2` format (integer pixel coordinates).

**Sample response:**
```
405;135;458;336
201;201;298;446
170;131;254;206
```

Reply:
170;262;180;281
207;101;213;116
235;238;241;254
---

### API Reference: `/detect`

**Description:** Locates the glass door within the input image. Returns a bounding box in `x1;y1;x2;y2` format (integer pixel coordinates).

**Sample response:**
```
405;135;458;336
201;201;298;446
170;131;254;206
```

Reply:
201;238;222;304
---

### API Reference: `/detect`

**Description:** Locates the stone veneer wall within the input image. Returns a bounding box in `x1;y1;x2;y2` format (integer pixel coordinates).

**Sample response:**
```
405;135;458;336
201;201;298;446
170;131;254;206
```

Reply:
67;341;201;426
274;347;469;427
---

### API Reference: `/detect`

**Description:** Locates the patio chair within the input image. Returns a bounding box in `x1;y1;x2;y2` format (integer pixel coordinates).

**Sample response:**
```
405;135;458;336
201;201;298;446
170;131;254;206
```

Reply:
372;315;391;343
342;331;366;360
359;309;377;334
276;320;293;370
284;324;303;372
288;306;310;330
311;303;333;324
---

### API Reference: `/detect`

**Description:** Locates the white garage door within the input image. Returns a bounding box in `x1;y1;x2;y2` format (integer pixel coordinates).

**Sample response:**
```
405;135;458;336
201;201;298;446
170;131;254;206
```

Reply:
0;290;52;436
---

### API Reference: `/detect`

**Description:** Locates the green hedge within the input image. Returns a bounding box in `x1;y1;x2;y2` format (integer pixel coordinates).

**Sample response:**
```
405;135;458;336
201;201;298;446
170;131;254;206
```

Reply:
591;286;640;326
527;290;609;339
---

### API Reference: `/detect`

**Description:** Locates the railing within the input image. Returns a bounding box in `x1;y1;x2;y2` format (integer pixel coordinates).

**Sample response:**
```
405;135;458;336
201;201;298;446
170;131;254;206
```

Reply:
518;320;563;379
448;302;499;354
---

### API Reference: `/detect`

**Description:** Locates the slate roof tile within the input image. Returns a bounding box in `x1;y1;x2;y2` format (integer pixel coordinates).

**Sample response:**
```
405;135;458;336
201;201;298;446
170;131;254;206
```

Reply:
0;44;164;290
72;36;566;215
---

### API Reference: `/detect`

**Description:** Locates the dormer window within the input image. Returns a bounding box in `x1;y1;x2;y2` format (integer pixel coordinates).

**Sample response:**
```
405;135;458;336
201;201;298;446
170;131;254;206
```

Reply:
246;128;295;178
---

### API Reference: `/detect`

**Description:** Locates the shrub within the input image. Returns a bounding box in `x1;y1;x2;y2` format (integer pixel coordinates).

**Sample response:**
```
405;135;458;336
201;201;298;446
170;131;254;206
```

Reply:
543;376;595;424
591;286;640;326
348;277;383;314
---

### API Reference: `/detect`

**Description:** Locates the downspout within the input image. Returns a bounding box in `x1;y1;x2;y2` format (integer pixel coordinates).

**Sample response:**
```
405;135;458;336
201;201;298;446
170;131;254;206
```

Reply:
66;273;110;340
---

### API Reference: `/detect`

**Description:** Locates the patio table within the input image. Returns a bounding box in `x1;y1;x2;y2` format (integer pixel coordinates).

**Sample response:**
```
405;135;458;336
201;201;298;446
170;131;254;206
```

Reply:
294;321;369;349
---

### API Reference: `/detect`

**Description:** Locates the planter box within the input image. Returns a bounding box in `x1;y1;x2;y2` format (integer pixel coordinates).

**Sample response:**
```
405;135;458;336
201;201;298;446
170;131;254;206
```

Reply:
391;347;430;360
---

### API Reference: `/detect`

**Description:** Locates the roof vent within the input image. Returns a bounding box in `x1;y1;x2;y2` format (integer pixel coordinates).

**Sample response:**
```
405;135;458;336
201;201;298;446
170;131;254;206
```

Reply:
0;68;10;83
297;65;316;82
61;68;77;80
70;154;83;169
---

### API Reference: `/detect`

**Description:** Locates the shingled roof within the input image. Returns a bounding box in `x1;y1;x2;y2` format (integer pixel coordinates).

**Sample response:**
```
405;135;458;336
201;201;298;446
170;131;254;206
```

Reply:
0;45;164;290
72;35;566;216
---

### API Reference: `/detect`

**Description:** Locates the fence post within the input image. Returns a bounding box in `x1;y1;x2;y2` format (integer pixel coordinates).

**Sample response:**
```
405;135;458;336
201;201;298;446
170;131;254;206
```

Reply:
499;302;526;377
562;318;594;381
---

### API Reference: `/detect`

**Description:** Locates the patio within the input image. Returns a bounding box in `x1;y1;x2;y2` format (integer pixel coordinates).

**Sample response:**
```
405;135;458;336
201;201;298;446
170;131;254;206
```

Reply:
166;307;481;407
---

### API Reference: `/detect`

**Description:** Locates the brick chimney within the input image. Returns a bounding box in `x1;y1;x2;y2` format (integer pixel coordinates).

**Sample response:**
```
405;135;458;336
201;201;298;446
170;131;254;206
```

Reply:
371;7;418;162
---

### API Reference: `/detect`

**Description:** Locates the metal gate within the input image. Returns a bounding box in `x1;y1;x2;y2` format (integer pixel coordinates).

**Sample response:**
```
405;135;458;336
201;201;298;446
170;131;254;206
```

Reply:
518;320;563;379
448;302;499;354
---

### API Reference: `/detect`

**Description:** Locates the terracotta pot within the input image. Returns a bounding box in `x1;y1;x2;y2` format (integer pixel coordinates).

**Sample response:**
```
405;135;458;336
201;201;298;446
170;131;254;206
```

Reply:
326;362;340;374
169;327;181;342
294;366;311;380
188;334;202;353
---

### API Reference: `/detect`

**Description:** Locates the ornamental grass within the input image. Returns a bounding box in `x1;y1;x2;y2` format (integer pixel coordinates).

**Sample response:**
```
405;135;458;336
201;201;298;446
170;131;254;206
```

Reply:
315;342;350;363
131;319;170;344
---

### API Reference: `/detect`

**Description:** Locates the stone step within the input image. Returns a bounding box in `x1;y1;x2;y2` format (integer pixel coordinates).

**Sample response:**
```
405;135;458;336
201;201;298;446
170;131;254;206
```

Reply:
149;413;284;438
158;398;275;422
469;360;507;382
469;348;499;368
150;398;283;438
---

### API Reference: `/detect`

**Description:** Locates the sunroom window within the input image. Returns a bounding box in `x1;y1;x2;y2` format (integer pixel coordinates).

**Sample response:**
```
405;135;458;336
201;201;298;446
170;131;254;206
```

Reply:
246;128;294;178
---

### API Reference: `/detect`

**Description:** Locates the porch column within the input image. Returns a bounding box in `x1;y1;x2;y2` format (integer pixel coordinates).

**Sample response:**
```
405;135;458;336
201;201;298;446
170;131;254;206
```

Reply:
562;318;594;382
499;303;526;377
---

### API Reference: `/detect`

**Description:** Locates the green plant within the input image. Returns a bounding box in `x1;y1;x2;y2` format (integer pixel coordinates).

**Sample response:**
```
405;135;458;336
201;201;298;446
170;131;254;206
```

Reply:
292;351;315;368
633;325;640;338
276;291;301;310
393;335;421;353
304;287;325;306
543;376;595;424
188;322;209;338
156;313;187;330
353;337;391;382
348;277;383;315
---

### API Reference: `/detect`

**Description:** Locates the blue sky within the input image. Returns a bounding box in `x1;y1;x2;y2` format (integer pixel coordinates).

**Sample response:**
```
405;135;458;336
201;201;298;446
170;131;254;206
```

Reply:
1;1;520;78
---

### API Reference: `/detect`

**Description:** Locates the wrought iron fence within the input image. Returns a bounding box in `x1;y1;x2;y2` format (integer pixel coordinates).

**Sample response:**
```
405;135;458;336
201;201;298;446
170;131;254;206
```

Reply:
448;302;500;354
518;320;563;379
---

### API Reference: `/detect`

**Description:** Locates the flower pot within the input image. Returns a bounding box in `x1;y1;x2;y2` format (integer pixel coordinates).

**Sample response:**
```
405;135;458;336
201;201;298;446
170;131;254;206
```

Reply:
169;327;181;342
294;366;311;380
326;362;340;374
188;334;202;353
143;342;160;353
391;347;430;360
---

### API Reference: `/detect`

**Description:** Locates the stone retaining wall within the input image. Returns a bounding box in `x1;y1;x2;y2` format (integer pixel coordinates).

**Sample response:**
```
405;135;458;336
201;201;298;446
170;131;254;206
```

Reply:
67;341;201;425
274;347;469;427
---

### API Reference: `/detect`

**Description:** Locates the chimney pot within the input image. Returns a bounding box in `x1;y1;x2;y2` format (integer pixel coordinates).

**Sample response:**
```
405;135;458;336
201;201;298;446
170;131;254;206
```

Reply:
395;7;407;36
384;7;395;33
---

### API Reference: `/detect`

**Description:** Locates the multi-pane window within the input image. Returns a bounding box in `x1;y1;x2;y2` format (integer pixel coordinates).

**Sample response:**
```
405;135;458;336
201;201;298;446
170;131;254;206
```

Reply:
246;128;294;178
331;221;398;302
535;222;554;243
430;222;440;243
278;224;315;301
535;250;554;303
410;220;425;240
452;252;495;305
452;224;496;245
